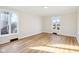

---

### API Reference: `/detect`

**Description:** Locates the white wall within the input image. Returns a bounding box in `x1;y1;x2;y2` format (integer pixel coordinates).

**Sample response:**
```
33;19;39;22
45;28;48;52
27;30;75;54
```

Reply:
42;13;77;37
18;11;42;39
77;10;79;43
0;10;42;44
60;13;77;37
42;16;53;33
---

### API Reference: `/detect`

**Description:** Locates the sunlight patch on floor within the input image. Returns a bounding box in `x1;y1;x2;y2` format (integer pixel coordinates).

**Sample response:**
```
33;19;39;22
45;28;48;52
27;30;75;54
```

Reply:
29;45;79;53
47;44;79;50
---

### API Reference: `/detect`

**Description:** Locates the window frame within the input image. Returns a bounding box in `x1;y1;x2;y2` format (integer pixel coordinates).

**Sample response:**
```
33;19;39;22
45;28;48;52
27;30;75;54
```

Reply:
0;10;19;38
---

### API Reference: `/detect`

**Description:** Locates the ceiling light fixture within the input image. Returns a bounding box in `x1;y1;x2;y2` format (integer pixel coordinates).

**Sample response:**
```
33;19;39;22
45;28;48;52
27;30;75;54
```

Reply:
44;6;48;8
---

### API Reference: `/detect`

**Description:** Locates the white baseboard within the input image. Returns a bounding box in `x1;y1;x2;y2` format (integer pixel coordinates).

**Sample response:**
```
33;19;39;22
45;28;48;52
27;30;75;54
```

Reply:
0;32;42;44
18;32;42;39
0;40;10;44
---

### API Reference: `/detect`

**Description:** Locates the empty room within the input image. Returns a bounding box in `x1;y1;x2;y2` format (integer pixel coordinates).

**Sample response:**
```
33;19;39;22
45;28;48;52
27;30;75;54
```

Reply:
0;6;79;53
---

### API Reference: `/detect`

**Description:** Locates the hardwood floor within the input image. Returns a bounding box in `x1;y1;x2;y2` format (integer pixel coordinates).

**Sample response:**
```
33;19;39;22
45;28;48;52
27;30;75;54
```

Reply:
0;33;79;53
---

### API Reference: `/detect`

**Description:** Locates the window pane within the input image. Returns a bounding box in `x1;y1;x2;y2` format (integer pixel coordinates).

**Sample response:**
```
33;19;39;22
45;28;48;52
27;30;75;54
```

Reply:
11;13;17;33
52;16;60;24
1;12;9;35
56;18;60;24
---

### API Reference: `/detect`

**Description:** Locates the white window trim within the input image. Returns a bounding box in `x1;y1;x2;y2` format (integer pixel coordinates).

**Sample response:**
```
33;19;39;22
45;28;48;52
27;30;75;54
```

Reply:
0;11;19;37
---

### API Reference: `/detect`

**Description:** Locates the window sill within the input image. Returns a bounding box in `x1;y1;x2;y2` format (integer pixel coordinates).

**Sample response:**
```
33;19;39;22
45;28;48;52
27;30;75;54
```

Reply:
0;33;18;38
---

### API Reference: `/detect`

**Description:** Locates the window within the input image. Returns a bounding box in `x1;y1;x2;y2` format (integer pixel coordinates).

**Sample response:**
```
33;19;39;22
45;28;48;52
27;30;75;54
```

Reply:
52;16;60;30
11;13;18;33
52;16;60;24
0;11;18;37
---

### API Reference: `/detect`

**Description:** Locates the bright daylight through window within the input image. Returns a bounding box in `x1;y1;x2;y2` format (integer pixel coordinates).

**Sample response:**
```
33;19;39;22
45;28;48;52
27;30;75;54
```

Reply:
0;11;18;37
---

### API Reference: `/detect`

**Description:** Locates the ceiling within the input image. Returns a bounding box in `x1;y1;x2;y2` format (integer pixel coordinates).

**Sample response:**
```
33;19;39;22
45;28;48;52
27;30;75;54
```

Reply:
0;6;78;16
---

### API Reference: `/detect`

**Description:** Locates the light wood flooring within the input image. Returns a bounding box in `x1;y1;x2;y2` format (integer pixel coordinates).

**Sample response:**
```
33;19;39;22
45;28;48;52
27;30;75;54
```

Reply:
0;33;79;53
